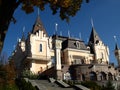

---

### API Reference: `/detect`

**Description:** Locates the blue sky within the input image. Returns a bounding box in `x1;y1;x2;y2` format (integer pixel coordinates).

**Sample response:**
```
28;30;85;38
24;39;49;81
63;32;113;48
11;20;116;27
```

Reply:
2;0;120;65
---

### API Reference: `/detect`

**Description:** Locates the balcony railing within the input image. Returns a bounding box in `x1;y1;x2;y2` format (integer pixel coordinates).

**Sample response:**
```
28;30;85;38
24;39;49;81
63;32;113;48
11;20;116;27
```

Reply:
27;55;51;61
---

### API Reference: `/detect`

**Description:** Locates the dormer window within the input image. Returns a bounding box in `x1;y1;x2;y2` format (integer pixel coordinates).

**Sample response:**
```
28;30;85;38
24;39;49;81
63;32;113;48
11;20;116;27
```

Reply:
96;40;99;44
76;41;80;49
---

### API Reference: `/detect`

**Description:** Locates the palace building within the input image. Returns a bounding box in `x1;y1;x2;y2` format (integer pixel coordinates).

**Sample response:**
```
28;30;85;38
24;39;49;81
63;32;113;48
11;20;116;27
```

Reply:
11;15;120;81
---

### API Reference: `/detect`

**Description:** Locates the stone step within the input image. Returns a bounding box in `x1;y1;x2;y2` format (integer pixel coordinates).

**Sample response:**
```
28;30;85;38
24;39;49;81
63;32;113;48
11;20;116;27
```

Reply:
33;80;75;90
49;77;56;83
56;80;70;88
74;85;90;90
29;80;48;90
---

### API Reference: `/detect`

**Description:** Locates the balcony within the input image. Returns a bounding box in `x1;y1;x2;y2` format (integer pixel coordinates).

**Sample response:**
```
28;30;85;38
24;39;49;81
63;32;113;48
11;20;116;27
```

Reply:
27;55;51;61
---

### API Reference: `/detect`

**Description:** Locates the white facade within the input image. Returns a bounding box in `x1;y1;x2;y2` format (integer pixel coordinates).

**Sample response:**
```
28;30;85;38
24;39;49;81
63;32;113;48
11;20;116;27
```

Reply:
12;16;111;76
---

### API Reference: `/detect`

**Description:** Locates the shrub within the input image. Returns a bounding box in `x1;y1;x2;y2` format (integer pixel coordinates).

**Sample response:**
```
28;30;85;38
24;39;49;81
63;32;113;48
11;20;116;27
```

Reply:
0;84;18;90
16;78;36;90
102;80;115;90
22;70;38;79
81;81;102;90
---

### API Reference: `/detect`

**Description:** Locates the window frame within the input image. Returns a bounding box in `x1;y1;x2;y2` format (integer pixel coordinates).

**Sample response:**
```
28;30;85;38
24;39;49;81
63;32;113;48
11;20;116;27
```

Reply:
39;44;42;52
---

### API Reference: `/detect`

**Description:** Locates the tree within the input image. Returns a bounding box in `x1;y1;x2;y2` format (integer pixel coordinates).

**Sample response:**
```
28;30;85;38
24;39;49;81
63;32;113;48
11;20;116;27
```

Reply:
0;54;17;89
0;0;89;53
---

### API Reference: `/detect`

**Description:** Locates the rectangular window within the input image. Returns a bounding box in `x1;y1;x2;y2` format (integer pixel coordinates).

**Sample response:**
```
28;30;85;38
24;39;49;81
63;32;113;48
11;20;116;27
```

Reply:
51;56;55;64
40;44;42;52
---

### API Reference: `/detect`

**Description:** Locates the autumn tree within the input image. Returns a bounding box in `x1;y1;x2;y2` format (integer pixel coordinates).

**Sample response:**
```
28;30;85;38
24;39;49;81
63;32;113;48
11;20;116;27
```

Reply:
0;52;7;86
0;0;89;52
0;53;17;89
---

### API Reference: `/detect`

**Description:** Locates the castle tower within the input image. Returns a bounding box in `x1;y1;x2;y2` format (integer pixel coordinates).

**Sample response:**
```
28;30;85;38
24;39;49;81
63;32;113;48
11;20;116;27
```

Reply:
114;42;120;66
88;20;109;64
24;14;52;73
31;15;48;38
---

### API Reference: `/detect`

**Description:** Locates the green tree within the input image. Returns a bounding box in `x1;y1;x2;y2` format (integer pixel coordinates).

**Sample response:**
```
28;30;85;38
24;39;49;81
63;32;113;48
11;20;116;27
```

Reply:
0;0;89;53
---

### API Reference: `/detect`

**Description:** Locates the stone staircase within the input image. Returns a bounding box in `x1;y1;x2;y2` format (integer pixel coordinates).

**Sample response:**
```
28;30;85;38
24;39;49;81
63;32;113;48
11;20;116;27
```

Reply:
30;79;75;90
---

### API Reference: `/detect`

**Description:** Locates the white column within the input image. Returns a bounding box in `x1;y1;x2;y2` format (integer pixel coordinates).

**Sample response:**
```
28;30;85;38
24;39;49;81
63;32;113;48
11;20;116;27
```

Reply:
54;39;62;79
55;49;61;70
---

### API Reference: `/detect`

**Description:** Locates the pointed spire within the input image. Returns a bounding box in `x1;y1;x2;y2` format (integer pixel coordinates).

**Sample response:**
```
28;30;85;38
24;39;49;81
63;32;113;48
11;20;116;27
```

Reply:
21;26;25;41
38;8;40;16
31;8;48;36
114;36;119;50
91;18;94;27
88;18;101;44
89;29;101;44
115;44;119;50
91;18;95;32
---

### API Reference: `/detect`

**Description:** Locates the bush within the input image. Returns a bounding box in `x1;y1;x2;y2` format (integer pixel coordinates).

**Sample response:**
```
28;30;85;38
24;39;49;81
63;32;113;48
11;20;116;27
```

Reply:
102;80;115;90
22;70;38;79
16;78;36;90
0;84;18;90
63;80;81;86
81;81;102;90
81;80;116;90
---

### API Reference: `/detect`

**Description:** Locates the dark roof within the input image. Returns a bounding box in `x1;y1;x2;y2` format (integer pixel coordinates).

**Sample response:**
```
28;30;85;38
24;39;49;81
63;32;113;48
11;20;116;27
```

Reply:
88;27;102;54
115;43;119;50
31;16;48;36
21;33;25;41
52;35;68;41
88;27;101;44
52;35;88;50
62;38;88;50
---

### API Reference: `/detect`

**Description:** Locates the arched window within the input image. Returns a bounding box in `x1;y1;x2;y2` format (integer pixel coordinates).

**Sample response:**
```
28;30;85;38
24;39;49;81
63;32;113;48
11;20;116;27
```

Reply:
89;71;97;81
40;44;42;52
108;72;113;80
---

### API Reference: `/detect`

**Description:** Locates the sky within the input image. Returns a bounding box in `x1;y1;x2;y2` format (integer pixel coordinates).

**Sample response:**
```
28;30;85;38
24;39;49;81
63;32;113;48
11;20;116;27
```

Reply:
2;0;120;66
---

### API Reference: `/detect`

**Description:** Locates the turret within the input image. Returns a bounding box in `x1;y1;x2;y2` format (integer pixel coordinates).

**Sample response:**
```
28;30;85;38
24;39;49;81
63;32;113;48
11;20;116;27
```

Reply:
114;42;120;66
31;15;48;38
88;19;109;64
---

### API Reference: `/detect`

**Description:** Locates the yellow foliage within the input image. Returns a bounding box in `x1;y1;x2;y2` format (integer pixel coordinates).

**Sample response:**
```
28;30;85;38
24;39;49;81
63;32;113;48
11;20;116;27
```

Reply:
0;60;16;85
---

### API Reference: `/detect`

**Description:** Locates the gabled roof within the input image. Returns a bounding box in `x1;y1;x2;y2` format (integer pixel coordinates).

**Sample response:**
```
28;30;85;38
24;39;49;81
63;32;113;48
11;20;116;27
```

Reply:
88;27;101;44
31;16;48;36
